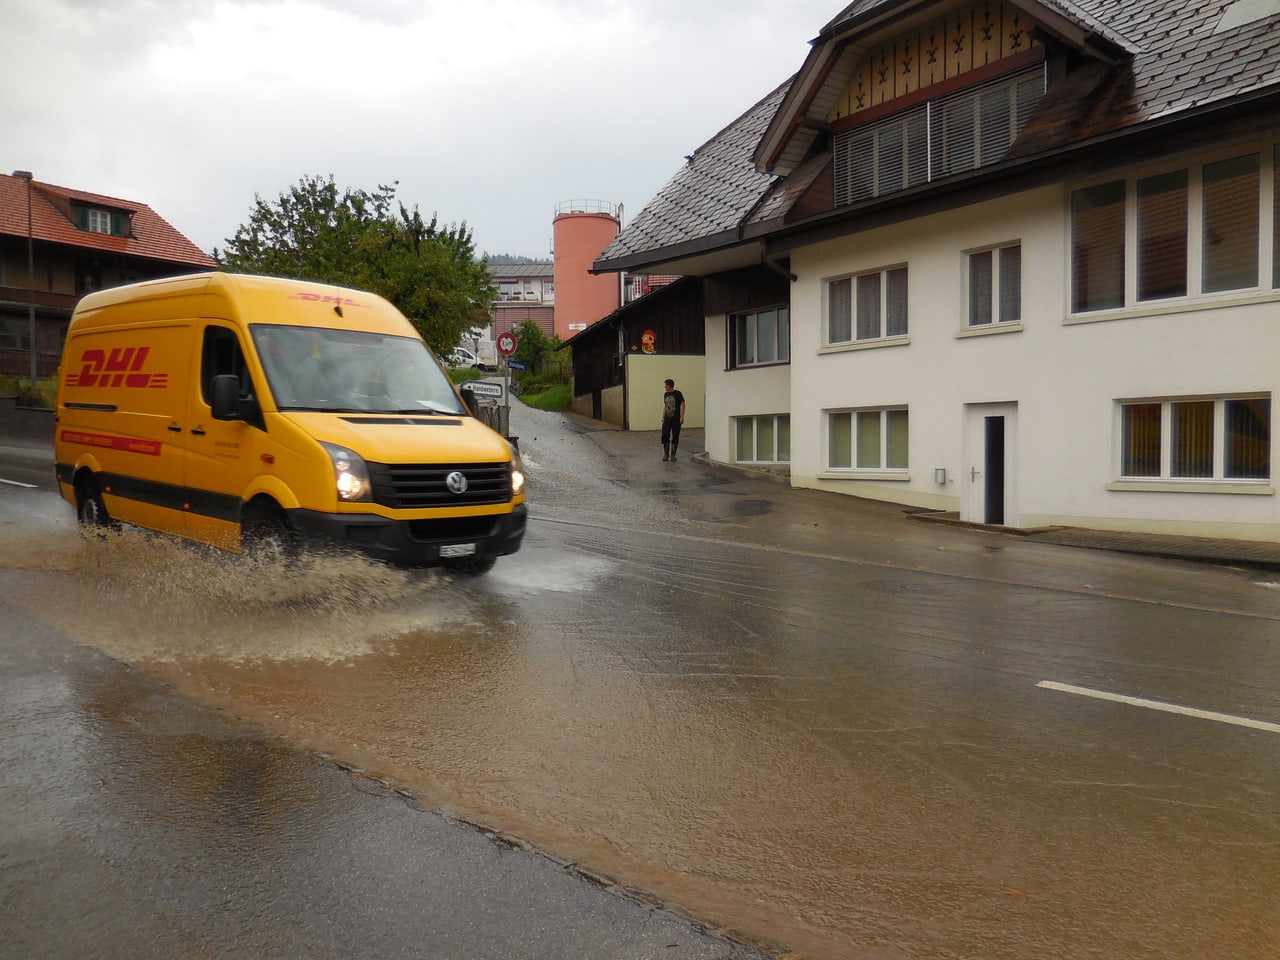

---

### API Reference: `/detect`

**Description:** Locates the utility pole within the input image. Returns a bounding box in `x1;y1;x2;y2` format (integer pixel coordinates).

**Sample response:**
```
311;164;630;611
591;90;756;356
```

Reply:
11;170;37;386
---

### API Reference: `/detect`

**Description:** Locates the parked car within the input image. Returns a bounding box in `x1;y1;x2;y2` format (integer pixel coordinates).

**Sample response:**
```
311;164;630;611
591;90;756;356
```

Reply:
448;346;480;368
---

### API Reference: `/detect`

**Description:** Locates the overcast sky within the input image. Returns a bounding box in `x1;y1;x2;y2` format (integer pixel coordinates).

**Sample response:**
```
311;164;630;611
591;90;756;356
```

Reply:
9;0;841;260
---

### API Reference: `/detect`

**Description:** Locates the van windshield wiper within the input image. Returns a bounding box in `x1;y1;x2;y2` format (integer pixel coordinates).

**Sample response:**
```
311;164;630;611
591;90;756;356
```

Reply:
283;405;364;413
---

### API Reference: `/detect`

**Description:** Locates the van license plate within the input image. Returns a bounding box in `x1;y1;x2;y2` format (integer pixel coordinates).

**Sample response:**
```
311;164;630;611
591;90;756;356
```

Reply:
440;543;477;558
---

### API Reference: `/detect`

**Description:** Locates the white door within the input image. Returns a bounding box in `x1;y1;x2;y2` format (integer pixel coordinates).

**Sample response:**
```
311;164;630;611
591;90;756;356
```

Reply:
963;403;1018;526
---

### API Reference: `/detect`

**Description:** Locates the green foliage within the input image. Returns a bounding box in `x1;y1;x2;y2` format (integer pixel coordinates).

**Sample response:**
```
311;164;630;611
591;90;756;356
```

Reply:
448;367;488;385
216;175;494;355
1;375;56;408
506;321;570;398
511;319;554;368
519;382;571;411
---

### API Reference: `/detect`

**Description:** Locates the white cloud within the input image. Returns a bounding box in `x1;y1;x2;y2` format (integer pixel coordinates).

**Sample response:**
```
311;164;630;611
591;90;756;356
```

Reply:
6;0;834;258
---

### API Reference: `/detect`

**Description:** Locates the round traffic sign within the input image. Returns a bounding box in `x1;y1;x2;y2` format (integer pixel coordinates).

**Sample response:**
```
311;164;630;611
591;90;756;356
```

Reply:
497;332;517;356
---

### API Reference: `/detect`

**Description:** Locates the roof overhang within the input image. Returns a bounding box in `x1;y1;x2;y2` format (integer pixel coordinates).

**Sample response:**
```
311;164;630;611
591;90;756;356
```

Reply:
594;237;769;278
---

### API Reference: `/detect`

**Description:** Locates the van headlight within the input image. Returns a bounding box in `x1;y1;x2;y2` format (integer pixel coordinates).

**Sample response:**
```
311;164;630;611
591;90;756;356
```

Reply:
319;441;372;502
511;462;526;497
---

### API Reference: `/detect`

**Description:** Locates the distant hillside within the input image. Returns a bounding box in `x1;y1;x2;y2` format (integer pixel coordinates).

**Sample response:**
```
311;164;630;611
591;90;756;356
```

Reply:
485;254;552;265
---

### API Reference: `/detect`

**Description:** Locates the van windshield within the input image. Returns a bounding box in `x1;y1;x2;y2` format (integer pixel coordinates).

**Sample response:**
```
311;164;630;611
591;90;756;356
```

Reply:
251;324;466;415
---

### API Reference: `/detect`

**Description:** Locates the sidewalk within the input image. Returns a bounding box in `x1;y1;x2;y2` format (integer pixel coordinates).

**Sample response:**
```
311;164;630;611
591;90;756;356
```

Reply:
556;409;1280;574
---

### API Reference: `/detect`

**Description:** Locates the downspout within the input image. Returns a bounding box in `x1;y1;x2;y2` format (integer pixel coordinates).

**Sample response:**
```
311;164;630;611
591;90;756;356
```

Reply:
762;253;797;282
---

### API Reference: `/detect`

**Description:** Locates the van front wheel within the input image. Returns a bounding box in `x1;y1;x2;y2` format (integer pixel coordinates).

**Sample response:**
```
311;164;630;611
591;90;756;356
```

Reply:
241;504;297;564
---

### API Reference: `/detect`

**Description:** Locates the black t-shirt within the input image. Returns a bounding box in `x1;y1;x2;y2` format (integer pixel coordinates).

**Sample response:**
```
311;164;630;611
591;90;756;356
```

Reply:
663;389;684;420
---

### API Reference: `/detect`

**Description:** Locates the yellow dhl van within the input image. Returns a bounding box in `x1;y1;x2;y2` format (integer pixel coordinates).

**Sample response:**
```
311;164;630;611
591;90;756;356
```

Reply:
54;272;526;572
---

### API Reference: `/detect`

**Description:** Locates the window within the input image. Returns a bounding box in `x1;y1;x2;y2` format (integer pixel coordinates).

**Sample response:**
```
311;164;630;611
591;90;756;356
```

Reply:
834;66;1045;206
828;267;907;344
1137;171;1188;301
86;209;112;234
1203;154;1259;292
839;106;929;203
828;408;908;471
729;305;790;368
1071;181;1125;312
1072;152;1266;313
967;243;1021;326
735;415;790;463
1119;396;1271;481
201;326;254;408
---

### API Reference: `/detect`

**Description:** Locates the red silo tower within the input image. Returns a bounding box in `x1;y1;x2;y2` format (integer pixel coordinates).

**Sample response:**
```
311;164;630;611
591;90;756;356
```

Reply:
552;200;621;341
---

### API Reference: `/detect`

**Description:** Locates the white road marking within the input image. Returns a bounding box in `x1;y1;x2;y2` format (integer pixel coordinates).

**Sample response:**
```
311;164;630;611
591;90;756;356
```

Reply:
0;478;37;489
1038;680;1280;734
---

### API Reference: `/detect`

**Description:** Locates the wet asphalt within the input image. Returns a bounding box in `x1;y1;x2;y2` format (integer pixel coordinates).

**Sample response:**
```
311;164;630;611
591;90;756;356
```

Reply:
0;593;769;960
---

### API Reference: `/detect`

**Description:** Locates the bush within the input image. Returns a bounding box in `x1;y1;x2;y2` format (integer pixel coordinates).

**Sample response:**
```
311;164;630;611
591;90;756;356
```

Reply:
520;382;571;411
1;376;56;408
449;367;488;385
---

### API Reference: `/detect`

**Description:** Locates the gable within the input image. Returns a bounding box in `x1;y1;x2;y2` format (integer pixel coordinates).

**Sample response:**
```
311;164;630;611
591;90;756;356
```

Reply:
828;1;1042;121
757;0;1138;179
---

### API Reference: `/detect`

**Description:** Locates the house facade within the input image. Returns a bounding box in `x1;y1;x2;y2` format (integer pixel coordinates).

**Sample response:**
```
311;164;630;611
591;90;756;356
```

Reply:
487;261;555;339
595;0;1280;543
0;173;215;380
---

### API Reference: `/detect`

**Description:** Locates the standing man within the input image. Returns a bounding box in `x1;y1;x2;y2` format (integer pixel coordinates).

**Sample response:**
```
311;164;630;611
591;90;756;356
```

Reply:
661;378;685;461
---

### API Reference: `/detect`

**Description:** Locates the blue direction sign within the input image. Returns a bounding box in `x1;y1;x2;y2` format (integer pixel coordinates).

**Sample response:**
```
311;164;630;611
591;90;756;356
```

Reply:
506;359;528;371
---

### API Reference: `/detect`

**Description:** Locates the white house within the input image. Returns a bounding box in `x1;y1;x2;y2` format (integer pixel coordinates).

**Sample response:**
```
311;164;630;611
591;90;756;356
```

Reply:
595;0;1280;543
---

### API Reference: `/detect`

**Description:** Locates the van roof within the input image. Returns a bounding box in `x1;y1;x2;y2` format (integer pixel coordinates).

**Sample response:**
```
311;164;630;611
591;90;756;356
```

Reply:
70;272;414;335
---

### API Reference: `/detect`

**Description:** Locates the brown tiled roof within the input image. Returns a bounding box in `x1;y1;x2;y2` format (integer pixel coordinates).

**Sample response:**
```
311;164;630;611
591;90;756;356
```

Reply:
0;174;215;268
599;0;1280;273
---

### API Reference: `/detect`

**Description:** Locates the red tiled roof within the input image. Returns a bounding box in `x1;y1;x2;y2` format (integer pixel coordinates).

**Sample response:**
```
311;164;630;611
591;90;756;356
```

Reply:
0;174;215;268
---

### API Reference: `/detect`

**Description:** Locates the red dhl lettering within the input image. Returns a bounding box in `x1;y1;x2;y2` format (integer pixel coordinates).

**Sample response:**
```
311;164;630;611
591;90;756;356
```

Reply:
290;292;362;307
66;346;168;389
59;430;162;457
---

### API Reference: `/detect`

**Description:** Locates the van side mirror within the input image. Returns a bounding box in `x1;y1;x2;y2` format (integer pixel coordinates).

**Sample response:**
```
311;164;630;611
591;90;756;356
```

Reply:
212;374;242;421
458;383;479;418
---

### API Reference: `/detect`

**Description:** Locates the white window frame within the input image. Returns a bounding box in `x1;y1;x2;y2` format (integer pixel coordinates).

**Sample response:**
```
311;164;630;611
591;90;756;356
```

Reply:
1112;394;1272;491
826;265;909;347
964;241;1022;330
1069;145;1276;317
824;407;909;477
86;208;112;234
730;304;790;368
734;414;790;464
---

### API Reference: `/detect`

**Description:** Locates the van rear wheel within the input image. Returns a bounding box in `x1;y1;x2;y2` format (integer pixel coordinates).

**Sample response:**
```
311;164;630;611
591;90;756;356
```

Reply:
75;477;112;529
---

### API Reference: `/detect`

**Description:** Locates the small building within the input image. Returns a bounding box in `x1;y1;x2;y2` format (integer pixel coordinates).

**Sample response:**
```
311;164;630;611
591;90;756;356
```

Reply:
563;276;707;429
0;173;215;379
487;260;555;339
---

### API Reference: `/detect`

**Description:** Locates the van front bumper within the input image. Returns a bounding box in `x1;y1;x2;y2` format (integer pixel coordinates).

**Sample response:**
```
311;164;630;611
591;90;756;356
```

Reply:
288;504;527;568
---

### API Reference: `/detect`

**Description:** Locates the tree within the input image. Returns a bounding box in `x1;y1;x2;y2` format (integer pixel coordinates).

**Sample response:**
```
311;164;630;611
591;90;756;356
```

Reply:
512;319;555;368
216;175;493;354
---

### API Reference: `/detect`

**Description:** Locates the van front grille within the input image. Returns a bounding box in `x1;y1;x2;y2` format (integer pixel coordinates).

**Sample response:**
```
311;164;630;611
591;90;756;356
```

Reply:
367;461;512;509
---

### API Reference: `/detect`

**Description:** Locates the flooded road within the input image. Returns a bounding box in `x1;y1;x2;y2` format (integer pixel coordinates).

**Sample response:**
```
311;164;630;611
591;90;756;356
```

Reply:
2;410;1279;959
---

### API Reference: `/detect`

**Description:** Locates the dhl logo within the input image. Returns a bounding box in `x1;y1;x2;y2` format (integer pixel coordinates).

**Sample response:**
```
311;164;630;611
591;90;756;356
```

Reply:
290;292;362;307
66;347;168;389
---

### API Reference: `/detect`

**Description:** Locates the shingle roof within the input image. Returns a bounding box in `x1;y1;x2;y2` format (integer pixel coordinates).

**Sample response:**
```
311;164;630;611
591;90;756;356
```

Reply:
595;80;792;267
599;0;1280;274
0;174;215;268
